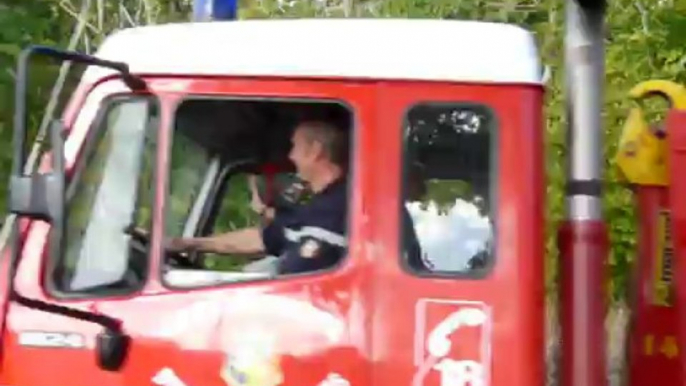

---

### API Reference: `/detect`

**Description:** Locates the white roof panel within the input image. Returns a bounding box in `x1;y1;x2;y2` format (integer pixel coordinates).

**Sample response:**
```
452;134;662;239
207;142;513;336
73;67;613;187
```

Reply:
84;19;543;85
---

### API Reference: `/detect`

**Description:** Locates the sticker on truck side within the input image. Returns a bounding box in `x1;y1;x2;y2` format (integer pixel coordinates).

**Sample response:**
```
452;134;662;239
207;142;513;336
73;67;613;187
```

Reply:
18;331;85;349
652;209;674;307
413;299;492;386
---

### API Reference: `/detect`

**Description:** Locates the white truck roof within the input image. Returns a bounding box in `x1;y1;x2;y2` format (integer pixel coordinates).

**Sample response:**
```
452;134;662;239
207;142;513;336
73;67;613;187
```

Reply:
84;18;543;85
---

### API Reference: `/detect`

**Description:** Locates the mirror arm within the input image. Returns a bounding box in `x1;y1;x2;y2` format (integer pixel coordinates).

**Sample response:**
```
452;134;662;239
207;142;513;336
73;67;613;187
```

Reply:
10;292;122;332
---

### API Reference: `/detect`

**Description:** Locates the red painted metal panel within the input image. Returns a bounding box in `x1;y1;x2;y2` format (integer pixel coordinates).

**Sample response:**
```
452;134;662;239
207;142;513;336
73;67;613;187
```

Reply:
0;77;545;386
668;110;686;386
627;186;680;386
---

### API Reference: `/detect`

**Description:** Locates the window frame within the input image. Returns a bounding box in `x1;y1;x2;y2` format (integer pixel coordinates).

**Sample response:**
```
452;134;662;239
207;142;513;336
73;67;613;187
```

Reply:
180;155;224;238
44;93;161;300
398;100;499;280
160;95;357;291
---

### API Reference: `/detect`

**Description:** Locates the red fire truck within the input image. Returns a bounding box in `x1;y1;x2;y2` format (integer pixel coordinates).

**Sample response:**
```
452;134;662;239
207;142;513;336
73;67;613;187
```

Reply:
3;1;684;386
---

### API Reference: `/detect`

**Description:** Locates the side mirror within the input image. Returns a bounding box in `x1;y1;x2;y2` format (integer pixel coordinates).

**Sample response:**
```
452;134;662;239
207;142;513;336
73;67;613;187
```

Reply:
96;328;131;371
8;119;66;241
6;45;141;373
7;119;132;372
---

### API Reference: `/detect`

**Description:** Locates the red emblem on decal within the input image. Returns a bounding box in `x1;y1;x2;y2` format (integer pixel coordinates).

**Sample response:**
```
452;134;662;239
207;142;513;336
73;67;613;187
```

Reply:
413;300;491;386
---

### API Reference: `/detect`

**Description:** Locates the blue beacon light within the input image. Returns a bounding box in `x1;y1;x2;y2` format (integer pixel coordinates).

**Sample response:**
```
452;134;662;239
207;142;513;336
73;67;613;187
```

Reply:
193;0;238;21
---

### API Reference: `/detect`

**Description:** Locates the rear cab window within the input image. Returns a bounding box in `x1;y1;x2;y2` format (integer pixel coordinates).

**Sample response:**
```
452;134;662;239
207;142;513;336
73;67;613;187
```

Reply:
401;103;495;276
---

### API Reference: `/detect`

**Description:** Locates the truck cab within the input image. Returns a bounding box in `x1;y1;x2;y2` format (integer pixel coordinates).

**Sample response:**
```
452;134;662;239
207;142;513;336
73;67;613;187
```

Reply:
1;19;545;386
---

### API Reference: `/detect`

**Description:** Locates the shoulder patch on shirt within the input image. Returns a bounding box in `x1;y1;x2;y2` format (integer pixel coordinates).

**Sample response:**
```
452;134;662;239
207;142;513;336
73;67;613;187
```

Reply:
300;238;322;259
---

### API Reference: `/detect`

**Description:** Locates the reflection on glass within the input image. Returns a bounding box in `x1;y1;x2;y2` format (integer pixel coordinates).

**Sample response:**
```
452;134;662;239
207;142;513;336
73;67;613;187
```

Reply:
58;98;157;293
403;103;494;274
406;197;492;272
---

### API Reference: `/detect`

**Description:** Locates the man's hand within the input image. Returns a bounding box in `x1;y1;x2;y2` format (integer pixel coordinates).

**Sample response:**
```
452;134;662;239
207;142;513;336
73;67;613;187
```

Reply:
250;193;268;215
164;237;190;253
249;175;266;213
249;175;277;221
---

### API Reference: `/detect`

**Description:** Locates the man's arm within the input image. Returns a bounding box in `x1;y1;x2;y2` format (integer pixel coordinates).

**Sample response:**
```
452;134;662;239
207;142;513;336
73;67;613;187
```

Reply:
167;227;266;256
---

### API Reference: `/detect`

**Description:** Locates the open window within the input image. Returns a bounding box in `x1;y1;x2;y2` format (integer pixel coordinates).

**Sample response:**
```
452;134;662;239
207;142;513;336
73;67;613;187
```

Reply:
163;98;353;288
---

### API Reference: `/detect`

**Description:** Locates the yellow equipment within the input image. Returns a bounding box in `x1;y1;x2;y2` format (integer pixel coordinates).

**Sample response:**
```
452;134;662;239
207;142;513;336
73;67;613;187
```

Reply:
615;80;686;186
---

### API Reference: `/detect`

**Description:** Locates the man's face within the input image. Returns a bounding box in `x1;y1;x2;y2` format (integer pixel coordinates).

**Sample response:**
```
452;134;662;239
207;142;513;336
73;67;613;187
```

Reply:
288;127;321;181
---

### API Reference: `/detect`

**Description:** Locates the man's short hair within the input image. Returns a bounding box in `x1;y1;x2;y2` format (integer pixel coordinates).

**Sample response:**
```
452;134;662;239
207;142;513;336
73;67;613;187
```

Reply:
296;120;349;168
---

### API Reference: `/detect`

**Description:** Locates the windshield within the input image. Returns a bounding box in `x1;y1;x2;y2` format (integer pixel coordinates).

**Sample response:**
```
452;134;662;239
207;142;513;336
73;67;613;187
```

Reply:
51;96;159;295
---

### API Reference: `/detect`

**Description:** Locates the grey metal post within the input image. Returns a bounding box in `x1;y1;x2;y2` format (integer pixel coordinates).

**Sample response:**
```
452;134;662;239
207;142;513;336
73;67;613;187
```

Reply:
564;0;606;220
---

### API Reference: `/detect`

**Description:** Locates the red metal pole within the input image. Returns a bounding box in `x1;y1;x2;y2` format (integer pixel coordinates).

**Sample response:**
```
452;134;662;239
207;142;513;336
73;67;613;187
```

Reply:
558;221;609;386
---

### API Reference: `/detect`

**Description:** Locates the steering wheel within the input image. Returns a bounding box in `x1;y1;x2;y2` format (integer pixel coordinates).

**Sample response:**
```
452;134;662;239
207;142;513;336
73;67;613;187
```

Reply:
123;225;202;269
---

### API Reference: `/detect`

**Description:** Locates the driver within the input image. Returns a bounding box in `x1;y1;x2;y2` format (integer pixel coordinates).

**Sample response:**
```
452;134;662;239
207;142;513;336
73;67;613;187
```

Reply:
165;120;349;275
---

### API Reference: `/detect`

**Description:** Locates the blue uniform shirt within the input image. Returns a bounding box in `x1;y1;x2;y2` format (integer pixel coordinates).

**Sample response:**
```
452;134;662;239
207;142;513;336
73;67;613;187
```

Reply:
261;178;348;274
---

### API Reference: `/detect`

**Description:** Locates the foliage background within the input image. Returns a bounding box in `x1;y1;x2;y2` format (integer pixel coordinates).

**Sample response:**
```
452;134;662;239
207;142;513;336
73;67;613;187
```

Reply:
2;0;686;383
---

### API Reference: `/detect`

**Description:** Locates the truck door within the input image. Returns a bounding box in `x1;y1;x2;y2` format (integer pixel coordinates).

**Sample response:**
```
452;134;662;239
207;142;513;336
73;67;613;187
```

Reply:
372;82;545;386
0;90;164;385
0;79;377;386
129;83;375;386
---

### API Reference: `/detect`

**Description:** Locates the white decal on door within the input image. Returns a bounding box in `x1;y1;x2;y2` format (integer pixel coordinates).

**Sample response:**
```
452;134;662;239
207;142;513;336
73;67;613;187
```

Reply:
317;373;350;386
152;367;188;386
18;331;85;348
413;299;492;386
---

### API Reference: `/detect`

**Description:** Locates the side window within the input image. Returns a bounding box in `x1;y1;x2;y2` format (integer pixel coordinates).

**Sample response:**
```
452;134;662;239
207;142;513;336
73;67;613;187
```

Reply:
51;97;159;296
401;103;495;275
163;98;353;288
163;105;292;283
